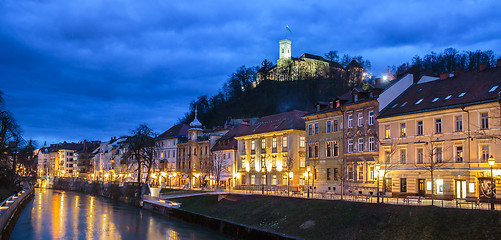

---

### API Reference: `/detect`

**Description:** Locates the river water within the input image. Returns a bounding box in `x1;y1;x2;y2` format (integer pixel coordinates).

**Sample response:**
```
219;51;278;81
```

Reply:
10;188;228;240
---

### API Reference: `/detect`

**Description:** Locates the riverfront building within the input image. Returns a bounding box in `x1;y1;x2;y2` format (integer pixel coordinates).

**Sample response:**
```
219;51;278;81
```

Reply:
235;110;307;191
377;63;501;200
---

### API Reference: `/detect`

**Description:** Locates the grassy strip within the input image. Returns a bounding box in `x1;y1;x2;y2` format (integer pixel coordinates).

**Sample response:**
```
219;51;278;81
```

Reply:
174;194;501;240
159;188;206;195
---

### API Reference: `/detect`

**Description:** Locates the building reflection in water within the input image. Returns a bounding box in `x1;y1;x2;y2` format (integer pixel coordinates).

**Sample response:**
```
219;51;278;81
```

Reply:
11;189;228;240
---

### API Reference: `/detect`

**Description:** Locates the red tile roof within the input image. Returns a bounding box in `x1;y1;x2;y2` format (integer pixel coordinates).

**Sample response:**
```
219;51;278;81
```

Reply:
238;110;307;137
157;123;190;140
211;124;250;151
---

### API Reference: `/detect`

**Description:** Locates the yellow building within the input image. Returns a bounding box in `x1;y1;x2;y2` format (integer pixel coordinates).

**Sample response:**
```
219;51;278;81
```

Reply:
235;110;307;192
377;65;501;201
303;100;344;193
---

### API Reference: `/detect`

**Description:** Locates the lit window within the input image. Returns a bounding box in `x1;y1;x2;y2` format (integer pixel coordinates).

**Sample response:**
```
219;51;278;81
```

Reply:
358;165;364;181
251;175;256;185
300;157;305;168
432;97;439;102
282;136;288;148
368;166;375;181
272;137;277;148
300;137;305;147
400;123;406;137
261;139;266;149
458;92;466;97
481;145;489;162
385;125;390;138
358;112;363;126
488;85;499;92
456;146;463;163
272;175;277;185
415;99;423;104
348;115;353;128
251;140;255;150
436;179;444;194
444;95;452;100
369;111;374;125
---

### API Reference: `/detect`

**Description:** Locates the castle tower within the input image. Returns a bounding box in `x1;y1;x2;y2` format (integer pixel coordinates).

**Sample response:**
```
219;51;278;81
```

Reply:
279;39;291;59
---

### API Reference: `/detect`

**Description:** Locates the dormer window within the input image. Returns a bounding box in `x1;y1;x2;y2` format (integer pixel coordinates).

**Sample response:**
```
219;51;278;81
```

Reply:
329;102;334;109
354;94;358;102
317;105;321;112
336;100;340;108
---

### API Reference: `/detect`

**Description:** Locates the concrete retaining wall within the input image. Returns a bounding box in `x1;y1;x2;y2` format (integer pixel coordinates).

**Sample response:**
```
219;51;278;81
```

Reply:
0;189;34;240
143;199;302;240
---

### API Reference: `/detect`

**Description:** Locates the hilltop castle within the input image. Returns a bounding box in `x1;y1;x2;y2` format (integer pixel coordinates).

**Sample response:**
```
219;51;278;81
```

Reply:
256;39;365;86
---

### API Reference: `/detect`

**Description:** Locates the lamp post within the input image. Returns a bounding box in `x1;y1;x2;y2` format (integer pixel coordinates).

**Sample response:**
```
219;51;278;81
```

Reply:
262;168;265;195
288;172;293;196
376;164;381;203
488;155;495;210
306;166;311;198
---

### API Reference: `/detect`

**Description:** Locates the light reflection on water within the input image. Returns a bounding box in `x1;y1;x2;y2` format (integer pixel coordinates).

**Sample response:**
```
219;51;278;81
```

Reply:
11;188;227;240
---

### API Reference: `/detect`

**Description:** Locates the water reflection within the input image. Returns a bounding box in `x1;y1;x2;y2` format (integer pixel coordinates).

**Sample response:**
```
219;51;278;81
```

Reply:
11;189;227;240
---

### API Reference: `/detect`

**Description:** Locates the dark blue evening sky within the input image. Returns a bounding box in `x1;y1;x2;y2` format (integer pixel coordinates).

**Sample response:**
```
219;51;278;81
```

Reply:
1;0;500;145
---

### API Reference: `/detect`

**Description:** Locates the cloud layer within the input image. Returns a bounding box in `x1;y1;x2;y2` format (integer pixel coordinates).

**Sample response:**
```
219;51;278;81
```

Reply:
1;0;500;144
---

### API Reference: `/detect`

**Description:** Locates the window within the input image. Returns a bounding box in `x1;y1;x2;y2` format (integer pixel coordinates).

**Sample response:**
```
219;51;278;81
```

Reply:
333;142;339;156
315;123;319;134
358;165;364;181
385;125;390;138
308;146;312;158
384;178;392;193
327;168;331;181
456;146;463;163
348;114;353;128
436;179;444;194
282;136;288;148
435;118;442;133
444;95;452;100
261;139;266;149
314;145;319;158
400;123;406;137
272;175;277;185
251;175;256;185
456;116;463;132
415;98;423;104
327;121;332;133
358;112;363;127
417;121;423;136
368;166;375;181
348;166;354;180
481;145;489;162
251;140;255;150
272;137;277;148
458;92;466;97
481;113;489;129
489;85;499;92
308;125;312;135
358;138;364;152
334;120;339;131
348;139;354;153
326;142;332;157
400;149;406;164
436;147;442;163
400;178;407;192
354;94;358;102
300;157;305;168
369;111;374;125
300;137;305;147
432;97;439;102
369;137;375;151
334;168;339;180
384;149;391;163
417;148;424;164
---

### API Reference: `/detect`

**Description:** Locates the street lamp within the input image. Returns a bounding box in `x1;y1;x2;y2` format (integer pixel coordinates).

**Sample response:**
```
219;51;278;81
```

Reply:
306;166;310;198
261;168;265;195
488;155;495;210
288;172;293;196
376;164;381;203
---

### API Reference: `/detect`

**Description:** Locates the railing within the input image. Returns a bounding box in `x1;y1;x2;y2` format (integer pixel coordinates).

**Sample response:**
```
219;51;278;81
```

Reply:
0;188;35;239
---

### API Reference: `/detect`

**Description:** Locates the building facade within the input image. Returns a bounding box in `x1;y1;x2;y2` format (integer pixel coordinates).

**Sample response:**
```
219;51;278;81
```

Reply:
377;64;501;200
235;110;307;192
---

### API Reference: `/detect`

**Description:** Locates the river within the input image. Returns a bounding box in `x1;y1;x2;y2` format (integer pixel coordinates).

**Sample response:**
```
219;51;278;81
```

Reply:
10;188;228;239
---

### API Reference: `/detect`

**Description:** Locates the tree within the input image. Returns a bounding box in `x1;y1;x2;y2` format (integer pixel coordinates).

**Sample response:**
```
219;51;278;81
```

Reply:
212;153;230;189
307;157;319;198
324;51;339;62
17;139;37;177
122;124;157;183
0;91;22;172
260;59;273;81
379;138;401;203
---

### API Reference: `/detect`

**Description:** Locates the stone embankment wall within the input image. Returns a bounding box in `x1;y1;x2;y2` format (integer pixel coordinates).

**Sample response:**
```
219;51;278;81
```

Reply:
0;189;34;240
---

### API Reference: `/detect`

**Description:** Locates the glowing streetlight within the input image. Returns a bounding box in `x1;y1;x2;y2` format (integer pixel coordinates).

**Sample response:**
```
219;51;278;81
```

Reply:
376;164;381;203
489;155;496;210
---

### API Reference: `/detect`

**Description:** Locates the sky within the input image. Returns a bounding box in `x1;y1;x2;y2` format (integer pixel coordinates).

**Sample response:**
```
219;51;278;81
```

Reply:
1;0;501;145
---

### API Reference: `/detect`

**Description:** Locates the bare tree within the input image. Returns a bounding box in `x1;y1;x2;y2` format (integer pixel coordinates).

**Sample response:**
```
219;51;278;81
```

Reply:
122;124;157;183
307;157;319;198
285;155;294;196
379;138;401;203
212;153;230;189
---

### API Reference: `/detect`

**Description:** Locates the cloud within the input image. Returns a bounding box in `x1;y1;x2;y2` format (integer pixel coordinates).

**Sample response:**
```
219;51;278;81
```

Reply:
1;0;500;144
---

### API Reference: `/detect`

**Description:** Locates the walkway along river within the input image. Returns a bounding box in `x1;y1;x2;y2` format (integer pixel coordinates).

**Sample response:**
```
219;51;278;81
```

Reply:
10;188;228;239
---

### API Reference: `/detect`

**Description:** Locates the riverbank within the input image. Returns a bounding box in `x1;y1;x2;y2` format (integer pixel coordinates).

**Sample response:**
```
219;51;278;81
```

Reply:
172;194;501;240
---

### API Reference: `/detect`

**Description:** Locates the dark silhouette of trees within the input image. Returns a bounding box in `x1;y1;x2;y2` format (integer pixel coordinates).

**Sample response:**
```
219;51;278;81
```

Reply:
122;124;157;183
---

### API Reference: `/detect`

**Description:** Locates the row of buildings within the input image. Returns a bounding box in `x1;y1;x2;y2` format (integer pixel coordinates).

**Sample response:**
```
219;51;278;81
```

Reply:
37;50;501;201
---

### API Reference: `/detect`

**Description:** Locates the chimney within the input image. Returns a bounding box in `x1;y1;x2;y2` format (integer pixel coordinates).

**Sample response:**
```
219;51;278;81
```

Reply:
479;63;487;71
440;72;449;80
329;101;334;109
497;58;501;67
